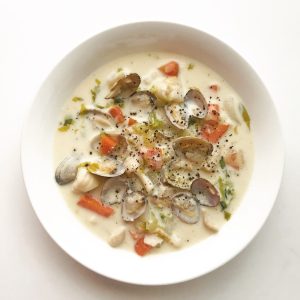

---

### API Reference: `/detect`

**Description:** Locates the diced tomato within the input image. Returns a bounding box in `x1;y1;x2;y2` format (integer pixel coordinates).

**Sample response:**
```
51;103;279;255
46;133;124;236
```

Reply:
158;61;179;76
206;104;220;126
201;123;229;143
134;237;152;256
209;84;219;92
128;118;137;126
143;148;163;171
225;151;244;170
100;134;118;155
108;106;125;123
77;194;114;217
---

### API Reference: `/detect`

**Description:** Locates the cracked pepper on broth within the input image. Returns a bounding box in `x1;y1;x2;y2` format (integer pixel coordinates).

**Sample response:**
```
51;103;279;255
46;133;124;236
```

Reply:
54;52;253;256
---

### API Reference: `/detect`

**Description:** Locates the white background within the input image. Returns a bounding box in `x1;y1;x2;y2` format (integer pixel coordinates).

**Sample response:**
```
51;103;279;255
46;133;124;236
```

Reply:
1;0;299;299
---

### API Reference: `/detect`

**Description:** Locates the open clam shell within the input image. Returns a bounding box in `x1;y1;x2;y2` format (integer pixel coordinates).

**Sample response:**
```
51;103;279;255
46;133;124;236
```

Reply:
101;177;128;205
55;154;82;185
126;91;156;123
171;192;200;224
85;156;126;178
191;178;220;207
184;88;208;119
164;103;189;130
163;159;195;189
105;73;141;99
90;133;128;159
173;136;213;164
121;191;147;221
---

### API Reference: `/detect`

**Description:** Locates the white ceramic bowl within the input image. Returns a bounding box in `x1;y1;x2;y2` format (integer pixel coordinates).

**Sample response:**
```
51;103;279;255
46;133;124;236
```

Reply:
21;22;284;285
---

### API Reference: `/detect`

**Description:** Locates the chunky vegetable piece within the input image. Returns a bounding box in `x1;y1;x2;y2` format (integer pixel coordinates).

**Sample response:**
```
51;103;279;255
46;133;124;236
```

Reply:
143;148;163;170
77;194;114;217
201;123;229;143
134;237;153;256
159;61;179;76
100;134;118;155
128;118;137;126
109;106;125;123
225;151;244;170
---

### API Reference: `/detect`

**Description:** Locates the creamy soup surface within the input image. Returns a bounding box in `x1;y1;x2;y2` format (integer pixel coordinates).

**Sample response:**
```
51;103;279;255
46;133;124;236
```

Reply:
54;52;254;255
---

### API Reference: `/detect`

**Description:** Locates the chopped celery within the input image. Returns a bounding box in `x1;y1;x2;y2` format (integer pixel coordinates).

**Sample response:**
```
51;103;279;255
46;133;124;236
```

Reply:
149;111;164;129
224;211;232;220
113;96;124;107
219;156;226;169
218;176;235;211
242;105;251;129
90;78;101;102
187;63;194;70
72;97;83;102
79;104;87;115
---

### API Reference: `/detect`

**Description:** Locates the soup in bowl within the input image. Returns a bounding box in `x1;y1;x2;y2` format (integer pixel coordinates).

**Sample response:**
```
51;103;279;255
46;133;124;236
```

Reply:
22;22;283;285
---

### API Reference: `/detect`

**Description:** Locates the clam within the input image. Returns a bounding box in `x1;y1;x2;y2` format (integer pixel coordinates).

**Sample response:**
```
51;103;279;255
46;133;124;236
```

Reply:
126;91;156;122
101;177;128;205
90;133;128;158
55;154;82;185
173;136;213;164
191;178;220;207
105;73;141;99
121;191;147;221
171;192;200;224
82;105;116;130
163;159;195;189
164;103;189;130
184;88;208;119
85;156;126;177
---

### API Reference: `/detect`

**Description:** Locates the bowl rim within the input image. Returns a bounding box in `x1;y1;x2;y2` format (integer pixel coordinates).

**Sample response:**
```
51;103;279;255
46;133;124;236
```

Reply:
21;21;285;285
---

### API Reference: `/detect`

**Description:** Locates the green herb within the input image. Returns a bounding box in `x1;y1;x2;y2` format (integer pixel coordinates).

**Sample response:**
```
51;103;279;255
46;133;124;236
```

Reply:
63;118;73;126
79;104;87;115
220;156;226;169
90;78;101;102
242;105;251;129
87;163;100;173
187;63;194;70
113;96;124;107
149;111;164;129
220;201;227;210
96;104;105;109
224;211;231;220
72;96;83;102
58;125;69;132
218;176;235;210
218;177;225;199
117;67;123;72
58;118;74;132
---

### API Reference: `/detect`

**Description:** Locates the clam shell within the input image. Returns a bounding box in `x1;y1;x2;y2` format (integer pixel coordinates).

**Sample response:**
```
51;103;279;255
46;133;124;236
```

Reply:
164;103;189;130
184;88;208;119
55;154;82;185
85;156;126;178
191;178;220;207
171;192;200;224
163;159;195;189
173;136;213;164
105;73;141;99
90;133;128;158
101;177;128;205
121;191;147;221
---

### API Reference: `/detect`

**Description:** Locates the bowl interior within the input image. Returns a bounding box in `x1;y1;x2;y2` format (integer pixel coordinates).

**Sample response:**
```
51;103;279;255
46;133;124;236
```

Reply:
22;22;284;285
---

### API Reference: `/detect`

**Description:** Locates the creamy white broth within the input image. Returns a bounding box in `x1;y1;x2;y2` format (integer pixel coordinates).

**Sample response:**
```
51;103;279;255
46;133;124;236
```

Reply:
54;52;254;254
